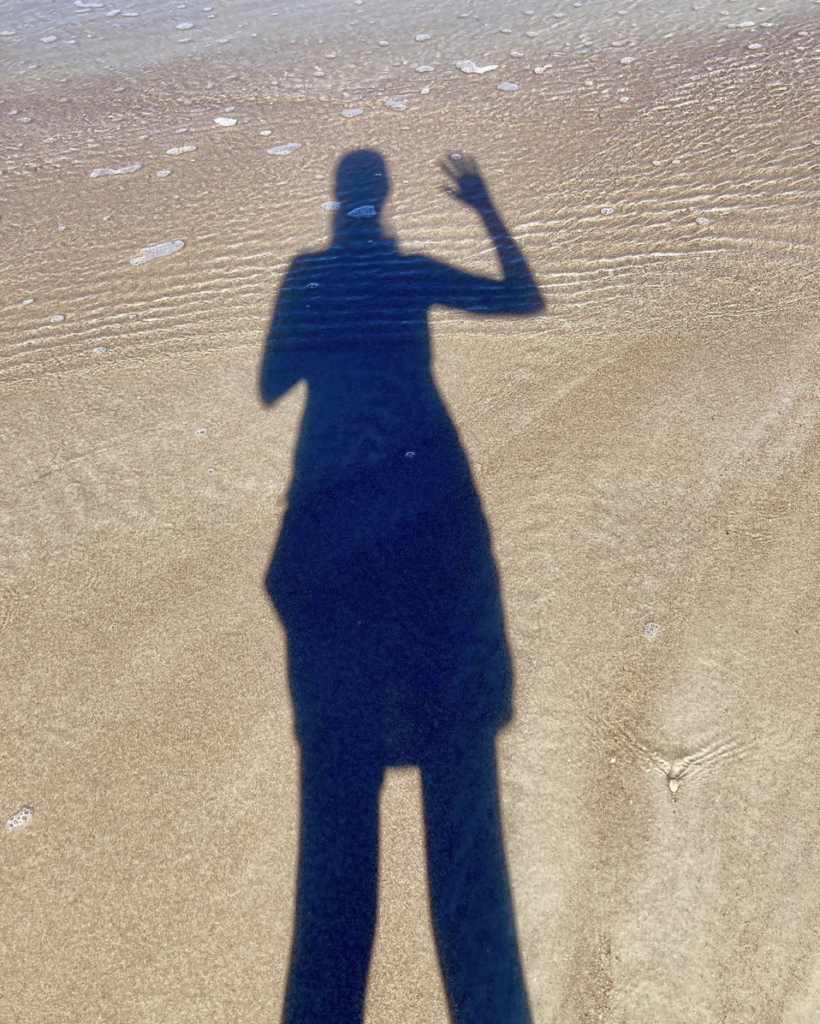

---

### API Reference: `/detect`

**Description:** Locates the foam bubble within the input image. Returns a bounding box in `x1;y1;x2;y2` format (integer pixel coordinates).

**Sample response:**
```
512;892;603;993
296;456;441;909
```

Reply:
214;116;237;125
384;98;406;110
619;55;635;64
455;59;498;74
600;207;614;215
322;201;341;210
267;142;301;155
643;621;660;638
498;81;519;91
93;345;107;353
341;108;363;117
166;145;196;155
176;21;194;29
195;427;207;436
414;33;431;41
130;240;185;265
695;216;711;224
416;65;434;72
50;314;65;322
348;205;377;218
260;129;272;136
533;64;552;73
156;169;171;177
41;36;58;43
6;807;33;830
90;162;142;178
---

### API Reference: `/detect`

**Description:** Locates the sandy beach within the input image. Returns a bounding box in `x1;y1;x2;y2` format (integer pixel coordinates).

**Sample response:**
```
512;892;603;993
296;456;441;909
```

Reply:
2;0;820;1021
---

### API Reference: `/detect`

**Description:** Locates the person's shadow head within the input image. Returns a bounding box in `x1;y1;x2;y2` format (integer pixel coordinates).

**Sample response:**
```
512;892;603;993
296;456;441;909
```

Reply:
260;148;542;1024
335;148;389;210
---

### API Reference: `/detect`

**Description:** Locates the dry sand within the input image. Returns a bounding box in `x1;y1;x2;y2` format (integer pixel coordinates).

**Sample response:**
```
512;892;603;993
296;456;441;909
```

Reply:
2;0;820;1021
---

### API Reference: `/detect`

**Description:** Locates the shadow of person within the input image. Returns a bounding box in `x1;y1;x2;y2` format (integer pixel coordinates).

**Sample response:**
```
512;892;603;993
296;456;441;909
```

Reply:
259;149;544;1024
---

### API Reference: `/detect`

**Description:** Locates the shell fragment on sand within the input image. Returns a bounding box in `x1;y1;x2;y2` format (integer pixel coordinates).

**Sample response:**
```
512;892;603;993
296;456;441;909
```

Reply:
90;162;142;178
348;205;377;218
455;60;498;74
6;806;33;829
130;240;185;266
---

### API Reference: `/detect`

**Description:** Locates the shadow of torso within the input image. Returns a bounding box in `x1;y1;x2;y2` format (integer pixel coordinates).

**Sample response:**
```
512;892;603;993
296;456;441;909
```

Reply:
262;236;512;765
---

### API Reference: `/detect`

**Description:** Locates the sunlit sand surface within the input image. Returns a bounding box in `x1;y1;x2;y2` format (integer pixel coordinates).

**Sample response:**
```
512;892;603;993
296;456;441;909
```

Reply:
2;0;820;1021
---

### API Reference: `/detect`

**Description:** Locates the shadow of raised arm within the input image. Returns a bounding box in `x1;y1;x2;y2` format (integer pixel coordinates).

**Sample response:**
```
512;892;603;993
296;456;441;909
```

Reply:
434;153;545;315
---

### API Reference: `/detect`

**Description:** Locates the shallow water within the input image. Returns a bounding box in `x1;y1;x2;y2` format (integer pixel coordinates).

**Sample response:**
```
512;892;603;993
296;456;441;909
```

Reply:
2;1;820;1022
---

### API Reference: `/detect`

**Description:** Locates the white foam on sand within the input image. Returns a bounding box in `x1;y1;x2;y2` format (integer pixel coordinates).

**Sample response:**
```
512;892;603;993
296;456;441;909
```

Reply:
348;205;377;218
165;145;197;155
130;240;185;265
456;60;498;74
90;162;142;178
214;117;237;126
267;142;302;155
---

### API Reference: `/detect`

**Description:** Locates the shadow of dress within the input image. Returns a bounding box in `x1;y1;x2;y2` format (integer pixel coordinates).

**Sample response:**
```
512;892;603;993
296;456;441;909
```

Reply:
262;235;513;766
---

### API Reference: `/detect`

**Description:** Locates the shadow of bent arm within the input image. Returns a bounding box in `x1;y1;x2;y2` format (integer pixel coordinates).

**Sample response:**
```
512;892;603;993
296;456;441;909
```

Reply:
259;257;307;406
425;200;545;317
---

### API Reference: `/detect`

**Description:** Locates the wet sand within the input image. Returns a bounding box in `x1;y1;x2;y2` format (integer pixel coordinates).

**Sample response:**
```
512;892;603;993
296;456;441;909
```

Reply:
2;0;820;1021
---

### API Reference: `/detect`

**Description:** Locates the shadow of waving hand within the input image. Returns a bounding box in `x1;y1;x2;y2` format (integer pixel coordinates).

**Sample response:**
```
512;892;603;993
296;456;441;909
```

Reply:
260;149;544;1024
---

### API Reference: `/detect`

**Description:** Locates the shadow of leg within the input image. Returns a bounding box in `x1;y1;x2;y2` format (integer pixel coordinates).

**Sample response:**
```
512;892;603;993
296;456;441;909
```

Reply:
282;742;384;1024
421;732;533;1024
